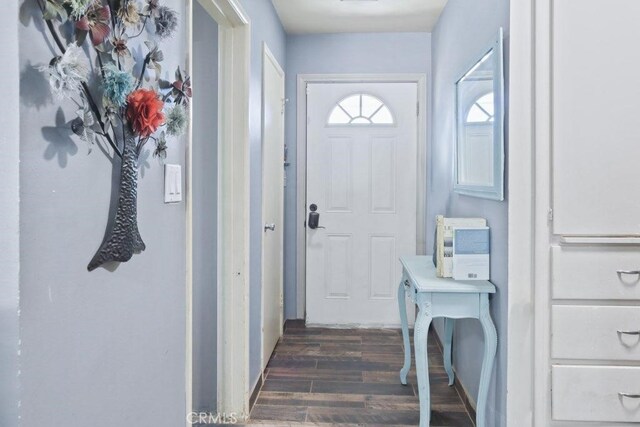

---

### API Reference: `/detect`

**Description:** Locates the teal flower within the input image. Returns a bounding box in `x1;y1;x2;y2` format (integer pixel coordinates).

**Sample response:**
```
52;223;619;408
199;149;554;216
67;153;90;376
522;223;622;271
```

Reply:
165;104;187;136
102;63;135;107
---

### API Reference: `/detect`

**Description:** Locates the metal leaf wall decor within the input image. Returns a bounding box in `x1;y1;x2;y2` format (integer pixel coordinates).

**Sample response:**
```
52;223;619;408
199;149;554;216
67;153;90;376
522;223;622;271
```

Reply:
33;0;192;271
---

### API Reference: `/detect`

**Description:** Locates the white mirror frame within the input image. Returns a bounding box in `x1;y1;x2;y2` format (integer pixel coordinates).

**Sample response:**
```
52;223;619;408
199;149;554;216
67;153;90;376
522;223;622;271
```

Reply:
454;27;505;201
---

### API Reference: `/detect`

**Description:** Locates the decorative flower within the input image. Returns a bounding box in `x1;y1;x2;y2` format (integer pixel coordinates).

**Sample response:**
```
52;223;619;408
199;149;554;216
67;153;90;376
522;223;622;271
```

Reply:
103;103;118;130
76;1;111;46
144;40;164;78
126;89;165;137
110;28;133;66
102;63;135;107
154;6;178;39
38;43;90;100
165;104;187;136
164;66;191;105
144;0;160;17
153;131;168;160
118;1;141;28
71;105;97;151
67;0;92;19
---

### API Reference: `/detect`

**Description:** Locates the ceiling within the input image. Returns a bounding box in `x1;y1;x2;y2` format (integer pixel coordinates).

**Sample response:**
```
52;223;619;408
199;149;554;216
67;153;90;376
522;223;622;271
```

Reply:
271;0;449;34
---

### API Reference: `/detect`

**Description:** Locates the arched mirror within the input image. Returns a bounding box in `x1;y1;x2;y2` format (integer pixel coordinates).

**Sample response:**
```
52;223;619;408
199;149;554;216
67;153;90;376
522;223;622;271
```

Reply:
454;28;505;200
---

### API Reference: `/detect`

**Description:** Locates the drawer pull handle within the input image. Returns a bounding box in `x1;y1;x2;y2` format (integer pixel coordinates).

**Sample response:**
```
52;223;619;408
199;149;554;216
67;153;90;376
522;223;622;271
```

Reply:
617;270;640;275
617;330;640;336
619;392;640;399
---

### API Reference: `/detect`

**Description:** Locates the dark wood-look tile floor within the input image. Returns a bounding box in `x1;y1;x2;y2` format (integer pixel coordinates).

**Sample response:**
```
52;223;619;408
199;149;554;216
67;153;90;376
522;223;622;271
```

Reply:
245;320;474;427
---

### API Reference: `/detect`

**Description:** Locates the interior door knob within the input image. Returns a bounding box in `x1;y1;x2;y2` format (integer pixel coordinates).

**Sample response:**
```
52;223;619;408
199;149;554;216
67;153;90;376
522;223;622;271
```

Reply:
264;223;276;232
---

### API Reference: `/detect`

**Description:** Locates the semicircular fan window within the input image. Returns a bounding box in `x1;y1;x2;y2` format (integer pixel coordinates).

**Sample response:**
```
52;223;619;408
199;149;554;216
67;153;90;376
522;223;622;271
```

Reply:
327;94;395;125
466;92;495;123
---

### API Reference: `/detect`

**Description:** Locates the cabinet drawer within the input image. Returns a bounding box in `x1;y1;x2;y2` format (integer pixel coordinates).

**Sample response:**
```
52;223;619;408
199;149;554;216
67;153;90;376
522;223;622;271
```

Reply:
552;305;640;361
552;246;640;300
552;365;640;422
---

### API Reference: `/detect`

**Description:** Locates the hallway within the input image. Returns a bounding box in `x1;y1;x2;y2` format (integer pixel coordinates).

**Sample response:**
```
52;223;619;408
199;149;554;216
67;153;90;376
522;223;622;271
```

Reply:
247;321;475;426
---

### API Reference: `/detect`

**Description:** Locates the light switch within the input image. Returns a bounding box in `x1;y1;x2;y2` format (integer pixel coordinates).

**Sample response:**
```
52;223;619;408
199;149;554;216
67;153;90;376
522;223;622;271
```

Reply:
164;164;182;203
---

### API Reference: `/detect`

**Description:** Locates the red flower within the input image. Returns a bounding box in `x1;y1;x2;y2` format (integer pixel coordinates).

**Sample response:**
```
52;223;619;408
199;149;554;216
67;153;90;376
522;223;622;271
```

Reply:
126;89;165;137
76;3;111;46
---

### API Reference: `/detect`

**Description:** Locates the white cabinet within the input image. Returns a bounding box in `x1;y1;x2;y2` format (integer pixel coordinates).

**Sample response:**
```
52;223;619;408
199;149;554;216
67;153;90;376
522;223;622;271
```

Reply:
540;1;640;424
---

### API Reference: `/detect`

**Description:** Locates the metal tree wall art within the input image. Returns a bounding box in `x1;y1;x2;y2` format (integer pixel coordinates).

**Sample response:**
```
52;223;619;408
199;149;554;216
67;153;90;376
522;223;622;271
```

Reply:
34;0;192;271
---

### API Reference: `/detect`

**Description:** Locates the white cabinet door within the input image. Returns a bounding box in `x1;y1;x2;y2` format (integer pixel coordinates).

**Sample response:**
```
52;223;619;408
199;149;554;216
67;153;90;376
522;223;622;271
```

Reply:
305;83;417;326
552;0;640;235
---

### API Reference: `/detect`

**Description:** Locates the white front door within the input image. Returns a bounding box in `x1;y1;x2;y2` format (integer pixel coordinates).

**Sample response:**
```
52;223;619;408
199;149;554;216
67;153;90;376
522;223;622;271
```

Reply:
306;82;418;326
261;45;285;369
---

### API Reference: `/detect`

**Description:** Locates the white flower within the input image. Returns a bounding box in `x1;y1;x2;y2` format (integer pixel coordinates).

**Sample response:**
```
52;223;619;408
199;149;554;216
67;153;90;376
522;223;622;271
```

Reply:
67;0;93;19
38;44;90;100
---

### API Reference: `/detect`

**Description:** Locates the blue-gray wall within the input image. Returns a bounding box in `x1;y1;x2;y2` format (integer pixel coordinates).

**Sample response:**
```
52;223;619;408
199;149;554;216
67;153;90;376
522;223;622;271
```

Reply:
239;0;287;391
18;1;188;424
284;32;432;319
0;2;20;426
428;1;510;425
192;1;218;412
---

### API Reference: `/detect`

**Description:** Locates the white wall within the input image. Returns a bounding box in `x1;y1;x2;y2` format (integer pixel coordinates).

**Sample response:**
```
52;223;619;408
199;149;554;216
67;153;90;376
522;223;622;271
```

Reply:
0;2;20;426
18;1;188;424
429;0;510;425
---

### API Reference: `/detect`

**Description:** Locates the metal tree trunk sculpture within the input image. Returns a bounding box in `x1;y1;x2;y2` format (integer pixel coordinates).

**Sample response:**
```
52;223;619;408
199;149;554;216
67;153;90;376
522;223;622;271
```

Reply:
34;0;191;271
88;134;145;271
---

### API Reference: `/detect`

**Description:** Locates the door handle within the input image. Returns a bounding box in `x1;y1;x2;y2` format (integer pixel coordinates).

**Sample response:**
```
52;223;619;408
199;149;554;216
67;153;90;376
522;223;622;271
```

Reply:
264;223;276;232
308;203;325;230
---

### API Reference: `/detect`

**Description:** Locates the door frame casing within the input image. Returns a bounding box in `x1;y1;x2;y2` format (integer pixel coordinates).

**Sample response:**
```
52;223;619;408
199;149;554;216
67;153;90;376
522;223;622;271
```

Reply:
186;0;251;422
260;41;285;373
296;74;428;319
506;0;535;425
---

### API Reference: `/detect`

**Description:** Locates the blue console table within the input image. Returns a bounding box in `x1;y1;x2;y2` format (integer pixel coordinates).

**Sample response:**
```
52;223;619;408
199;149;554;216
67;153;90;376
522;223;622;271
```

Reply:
397;256;497;427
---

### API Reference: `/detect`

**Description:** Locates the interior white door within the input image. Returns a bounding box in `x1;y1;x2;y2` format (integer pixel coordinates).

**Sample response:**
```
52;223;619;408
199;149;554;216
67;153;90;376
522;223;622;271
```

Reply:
306;82;418;326
261;46;285;370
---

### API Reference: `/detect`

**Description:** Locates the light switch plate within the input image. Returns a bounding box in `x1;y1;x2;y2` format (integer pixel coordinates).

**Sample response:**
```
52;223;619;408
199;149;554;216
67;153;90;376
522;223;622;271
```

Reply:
164;164;182;203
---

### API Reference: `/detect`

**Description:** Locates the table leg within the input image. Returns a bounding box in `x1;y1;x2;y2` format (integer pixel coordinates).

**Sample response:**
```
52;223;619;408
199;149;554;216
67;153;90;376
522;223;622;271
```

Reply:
398;280;411;385
477;294;497;427
443;318;455;386
414;299;433;427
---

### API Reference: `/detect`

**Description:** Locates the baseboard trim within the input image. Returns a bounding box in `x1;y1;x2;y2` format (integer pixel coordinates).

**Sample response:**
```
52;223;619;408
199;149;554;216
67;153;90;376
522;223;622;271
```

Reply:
431;326;477;423
249;374;263;412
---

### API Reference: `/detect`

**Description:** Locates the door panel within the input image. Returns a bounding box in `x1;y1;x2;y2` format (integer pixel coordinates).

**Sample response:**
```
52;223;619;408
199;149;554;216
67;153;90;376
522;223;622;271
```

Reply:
369;235;396;299
325;234;352;299
261;47;284;370
327;138;353;212
552;0;640;235
306;83;418;326
370;137;396;213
